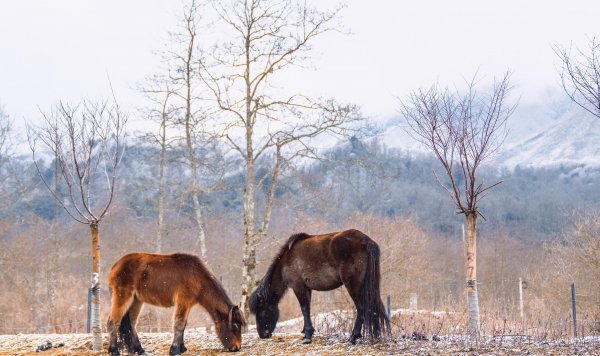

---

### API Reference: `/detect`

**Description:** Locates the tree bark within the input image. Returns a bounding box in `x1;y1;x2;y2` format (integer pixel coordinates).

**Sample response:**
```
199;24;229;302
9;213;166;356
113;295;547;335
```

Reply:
156;118;166;252
90;223;102;351
48;153;59;332
465;212;480;336
240;147;256;319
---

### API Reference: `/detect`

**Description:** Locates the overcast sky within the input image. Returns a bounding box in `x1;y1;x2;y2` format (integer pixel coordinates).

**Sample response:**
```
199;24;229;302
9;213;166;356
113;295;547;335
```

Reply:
1;0;599;132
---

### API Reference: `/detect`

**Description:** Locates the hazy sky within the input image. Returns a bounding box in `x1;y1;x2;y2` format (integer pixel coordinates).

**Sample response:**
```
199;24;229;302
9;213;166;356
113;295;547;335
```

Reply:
1;0;599;131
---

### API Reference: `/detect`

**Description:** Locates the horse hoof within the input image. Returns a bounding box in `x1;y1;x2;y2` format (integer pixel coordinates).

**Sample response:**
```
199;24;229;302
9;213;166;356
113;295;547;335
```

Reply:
301;338;312;344
180;345;187;353
108;345;120;356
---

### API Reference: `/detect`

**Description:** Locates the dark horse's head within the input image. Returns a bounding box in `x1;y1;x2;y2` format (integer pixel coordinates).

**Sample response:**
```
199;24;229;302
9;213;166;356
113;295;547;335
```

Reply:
249;284;279;339
215;305;246;351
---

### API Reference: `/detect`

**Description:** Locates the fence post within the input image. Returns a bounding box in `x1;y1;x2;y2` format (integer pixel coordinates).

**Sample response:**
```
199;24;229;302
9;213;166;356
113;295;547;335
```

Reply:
86;288;92;334
518;277;524;319
571;283;577;337
386;295;391;319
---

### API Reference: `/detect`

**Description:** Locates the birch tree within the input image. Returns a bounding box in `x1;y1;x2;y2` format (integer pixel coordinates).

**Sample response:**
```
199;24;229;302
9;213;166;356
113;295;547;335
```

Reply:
165;0;209;259
139;80;177;252
199;0;362;317
29;100;126;351
554;37;600;119
400;72;515;336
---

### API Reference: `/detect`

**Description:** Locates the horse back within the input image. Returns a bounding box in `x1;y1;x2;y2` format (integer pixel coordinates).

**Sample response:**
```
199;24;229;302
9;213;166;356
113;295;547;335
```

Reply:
108;252;210;307
284;229;373;291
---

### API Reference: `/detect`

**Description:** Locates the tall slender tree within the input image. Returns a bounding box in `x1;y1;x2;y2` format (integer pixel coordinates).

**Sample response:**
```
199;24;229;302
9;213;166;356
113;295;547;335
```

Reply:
165;0;209;259
29;100;126;351
400;72;515;336
199;0;362;317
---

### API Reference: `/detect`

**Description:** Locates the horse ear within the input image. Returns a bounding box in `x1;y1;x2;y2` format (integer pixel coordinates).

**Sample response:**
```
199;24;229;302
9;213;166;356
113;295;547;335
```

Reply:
233;305;246;325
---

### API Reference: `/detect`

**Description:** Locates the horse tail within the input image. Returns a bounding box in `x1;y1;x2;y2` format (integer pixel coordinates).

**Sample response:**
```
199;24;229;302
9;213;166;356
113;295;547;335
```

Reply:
360;240;391;340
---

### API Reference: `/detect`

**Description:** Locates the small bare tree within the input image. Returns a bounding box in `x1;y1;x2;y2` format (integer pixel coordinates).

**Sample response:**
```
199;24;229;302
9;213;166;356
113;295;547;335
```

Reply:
400;72;515;336
199;0;362;317
554;37;600;119
29;100;126;351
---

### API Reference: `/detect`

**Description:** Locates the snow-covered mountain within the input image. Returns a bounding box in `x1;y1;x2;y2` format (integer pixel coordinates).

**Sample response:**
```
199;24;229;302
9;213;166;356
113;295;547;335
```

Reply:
498;109;600;168
380;105;600;169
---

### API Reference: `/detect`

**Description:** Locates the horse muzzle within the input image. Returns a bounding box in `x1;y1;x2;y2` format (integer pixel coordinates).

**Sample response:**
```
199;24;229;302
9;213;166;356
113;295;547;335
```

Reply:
228;345;240;352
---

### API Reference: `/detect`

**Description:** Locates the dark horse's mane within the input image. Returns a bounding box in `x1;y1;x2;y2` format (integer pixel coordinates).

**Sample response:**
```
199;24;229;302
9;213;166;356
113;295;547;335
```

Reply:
250;233;311;310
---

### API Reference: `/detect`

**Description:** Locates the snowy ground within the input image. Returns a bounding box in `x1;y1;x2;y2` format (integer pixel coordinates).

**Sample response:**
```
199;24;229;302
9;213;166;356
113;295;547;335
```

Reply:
1;311;599;355
2;330;600;355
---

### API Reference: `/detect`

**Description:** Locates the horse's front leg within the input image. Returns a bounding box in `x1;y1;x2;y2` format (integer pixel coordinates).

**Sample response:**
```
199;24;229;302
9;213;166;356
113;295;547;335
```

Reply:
169;303;191;355
293;287;314;344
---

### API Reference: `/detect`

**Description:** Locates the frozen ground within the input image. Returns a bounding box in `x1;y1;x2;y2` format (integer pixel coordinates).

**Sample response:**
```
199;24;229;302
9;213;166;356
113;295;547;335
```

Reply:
1;330;599;355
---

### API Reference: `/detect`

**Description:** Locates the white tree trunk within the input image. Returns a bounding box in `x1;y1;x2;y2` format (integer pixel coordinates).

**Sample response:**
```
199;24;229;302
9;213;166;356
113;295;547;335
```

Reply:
90;224;102;351
466;212;480;336
156;119;166;252
192;191;207;259
240;164;256;318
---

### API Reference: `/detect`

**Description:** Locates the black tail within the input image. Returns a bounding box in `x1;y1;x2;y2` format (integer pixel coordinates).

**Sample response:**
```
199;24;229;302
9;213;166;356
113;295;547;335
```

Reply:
360;241;391;340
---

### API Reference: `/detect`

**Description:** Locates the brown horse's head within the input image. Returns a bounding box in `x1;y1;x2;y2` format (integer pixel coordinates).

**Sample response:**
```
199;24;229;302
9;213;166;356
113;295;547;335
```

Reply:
249;286;279;339
214;305;245;352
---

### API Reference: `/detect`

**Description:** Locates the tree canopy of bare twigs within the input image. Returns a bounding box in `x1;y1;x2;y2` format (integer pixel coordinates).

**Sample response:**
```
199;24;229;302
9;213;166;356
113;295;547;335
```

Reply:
554;37;600;119
197;0;363;316
30;101;126;225
400;71;516;336
401;73;514;216
28;99;126;352
0;104;12;166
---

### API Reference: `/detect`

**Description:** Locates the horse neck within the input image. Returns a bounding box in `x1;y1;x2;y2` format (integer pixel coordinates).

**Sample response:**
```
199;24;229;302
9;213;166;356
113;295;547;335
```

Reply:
261;257;287;303
198;275;233;319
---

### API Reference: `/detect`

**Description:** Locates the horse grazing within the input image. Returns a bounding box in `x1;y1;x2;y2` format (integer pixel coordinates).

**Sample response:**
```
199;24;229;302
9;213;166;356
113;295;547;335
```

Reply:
249;229;390;344
107;252;245;355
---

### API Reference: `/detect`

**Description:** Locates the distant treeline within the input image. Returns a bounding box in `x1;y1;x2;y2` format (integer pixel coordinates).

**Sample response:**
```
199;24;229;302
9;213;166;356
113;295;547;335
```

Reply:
2;136;599;241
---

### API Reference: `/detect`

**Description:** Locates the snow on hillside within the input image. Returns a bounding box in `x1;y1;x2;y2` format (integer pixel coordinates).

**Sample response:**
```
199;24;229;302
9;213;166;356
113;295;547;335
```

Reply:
499;109;600;168
380;105;600;170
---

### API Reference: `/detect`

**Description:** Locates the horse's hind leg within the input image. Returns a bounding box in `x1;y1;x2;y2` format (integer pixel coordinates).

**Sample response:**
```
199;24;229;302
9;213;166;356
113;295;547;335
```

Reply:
341;266;365;344
123;297;145;355
108;287;134;356
292;287;314;344
169;302;191;355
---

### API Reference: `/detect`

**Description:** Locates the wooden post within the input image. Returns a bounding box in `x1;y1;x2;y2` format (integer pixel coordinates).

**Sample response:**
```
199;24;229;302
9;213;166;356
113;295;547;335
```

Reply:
518;277;524;319
86;288;92;333
571;283;577;337
386;295;391;318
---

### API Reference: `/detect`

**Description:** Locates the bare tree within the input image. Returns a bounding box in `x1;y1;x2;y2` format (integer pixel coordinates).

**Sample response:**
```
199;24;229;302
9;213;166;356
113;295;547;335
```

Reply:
161;0;210;259
400;72;515;336
139;78;178;252
554;37;600;119
198;0;362;317
0;104;12;170
28;100;126;351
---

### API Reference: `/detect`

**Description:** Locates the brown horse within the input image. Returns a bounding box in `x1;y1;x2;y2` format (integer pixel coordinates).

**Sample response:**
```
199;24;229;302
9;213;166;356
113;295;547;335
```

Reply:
249;229;390;344
107;252;245;355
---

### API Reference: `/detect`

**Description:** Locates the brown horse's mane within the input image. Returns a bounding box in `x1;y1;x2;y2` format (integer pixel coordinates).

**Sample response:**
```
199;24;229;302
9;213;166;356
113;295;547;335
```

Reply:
253;233;312;302
174;253;234;312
